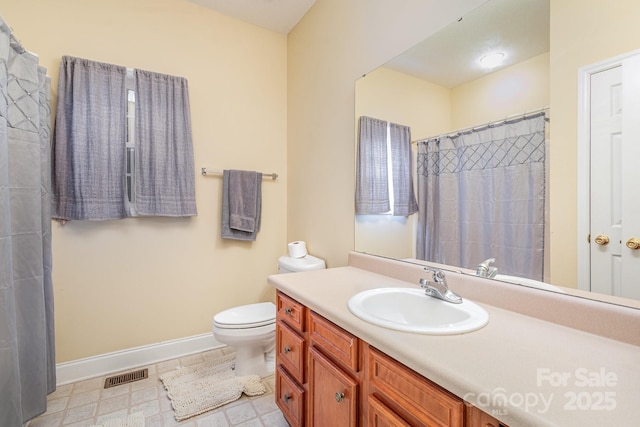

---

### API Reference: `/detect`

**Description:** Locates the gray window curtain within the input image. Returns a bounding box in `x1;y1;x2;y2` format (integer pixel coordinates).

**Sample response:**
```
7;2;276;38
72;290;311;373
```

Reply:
356;116;417;216
52;56;128;220
416;113;546;280
356;116;389;214
0;17;55;427
389;122;418;216
134;69;196;216
52;57;197;219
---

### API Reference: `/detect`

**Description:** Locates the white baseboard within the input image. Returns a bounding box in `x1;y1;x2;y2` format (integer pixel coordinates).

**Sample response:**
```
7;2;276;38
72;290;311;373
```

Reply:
56;333;224;386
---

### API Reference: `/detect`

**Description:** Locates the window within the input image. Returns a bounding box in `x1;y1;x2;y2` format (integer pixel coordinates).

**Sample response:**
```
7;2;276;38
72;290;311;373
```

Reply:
355;116;417;216
126;88;136;212
52;56;197;220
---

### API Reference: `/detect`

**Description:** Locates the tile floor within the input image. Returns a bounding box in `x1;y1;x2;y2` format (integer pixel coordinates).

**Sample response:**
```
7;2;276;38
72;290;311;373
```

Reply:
25;348;289;427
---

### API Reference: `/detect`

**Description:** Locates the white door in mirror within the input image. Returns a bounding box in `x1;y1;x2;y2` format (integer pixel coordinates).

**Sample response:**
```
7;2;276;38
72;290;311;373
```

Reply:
590;56;640;300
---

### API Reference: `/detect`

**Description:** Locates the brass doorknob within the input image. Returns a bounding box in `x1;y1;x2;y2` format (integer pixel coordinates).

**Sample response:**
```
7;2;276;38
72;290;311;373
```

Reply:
594;234;610;245
626;237;640;250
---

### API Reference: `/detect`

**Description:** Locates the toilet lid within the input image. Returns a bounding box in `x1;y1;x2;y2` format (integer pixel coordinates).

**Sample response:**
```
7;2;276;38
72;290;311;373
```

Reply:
214;302;276;329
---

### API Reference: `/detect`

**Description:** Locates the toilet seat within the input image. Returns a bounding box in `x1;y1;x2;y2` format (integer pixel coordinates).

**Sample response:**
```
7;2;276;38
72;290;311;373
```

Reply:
213;302;276;329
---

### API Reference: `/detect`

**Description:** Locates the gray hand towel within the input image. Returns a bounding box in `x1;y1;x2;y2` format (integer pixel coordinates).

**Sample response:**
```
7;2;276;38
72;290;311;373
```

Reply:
221;170;262;241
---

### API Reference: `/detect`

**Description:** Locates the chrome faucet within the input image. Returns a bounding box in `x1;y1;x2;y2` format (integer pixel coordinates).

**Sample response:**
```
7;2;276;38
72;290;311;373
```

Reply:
476;258;498;279
419;267;462;304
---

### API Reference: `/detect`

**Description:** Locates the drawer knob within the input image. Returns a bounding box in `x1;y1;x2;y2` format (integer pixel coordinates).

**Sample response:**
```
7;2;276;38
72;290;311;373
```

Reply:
335;392;345;403
284;307;292;315
283;393;291;402
283;346;292;354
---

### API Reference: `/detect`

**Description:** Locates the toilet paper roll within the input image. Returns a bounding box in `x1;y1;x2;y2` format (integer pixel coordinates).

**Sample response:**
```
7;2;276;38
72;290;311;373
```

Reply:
288;241;308;258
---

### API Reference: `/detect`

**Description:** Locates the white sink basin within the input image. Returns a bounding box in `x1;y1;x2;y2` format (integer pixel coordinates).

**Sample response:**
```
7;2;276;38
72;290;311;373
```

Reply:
347;288;489;335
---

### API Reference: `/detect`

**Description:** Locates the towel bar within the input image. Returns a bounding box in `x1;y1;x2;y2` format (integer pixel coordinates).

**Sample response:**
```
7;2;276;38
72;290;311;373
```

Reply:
201;167;278;180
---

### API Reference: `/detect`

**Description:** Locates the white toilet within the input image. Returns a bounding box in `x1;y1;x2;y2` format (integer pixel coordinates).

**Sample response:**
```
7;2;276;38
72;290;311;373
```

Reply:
212;254;326;377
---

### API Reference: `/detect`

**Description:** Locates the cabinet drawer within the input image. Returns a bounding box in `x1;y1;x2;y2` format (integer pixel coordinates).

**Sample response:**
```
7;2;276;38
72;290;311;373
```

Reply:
368;347;463;427
309;311;359;372
277;291;305;333
277;320;305;383
276;365;305;427
465;402;509;427
368;395;411;427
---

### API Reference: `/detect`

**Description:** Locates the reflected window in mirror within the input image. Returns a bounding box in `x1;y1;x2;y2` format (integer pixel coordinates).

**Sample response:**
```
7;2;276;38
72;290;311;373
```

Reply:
355;116;417;216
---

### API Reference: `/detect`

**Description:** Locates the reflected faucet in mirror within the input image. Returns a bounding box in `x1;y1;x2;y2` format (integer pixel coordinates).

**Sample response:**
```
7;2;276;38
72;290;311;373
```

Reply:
476;258;498;279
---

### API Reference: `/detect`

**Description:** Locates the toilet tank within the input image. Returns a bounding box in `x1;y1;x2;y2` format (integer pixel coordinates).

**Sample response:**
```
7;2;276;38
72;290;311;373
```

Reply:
278;254;326;273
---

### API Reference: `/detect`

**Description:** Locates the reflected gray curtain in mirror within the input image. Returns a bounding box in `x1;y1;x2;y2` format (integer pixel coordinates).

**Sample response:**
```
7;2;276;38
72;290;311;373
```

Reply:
416;113;546;280
356;116;417;216
356;116;389;214
389;122;418;216
0;17;55;427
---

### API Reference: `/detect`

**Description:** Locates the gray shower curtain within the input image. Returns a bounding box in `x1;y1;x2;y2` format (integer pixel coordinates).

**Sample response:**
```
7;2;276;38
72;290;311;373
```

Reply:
416;113;546;280
0;17;55;426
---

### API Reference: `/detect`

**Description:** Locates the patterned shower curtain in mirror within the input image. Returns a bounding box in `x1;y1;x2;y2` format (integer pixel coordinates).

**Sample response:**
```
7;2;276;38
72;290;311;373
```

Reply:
416;113;546;280
0;17;55;426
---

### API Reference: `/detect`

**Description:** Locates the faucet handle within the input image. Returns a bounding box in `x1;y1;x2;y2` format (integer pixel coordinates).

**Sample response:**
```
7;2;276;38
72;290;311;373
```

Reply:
424;267;446;283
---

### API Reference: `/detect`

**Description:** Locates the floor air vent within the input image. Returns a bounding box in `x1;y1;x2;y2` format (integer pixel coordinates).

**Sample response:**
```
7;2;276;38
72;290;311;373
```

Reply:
104;368;148;389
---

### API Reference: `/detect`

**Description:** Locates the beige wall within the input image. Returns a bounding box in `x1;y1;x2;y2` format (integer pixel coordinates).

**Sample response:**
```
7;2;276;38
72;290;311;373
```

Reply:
355;67;452;141
550;0;640;287
452;52;550;129
4;0;287;362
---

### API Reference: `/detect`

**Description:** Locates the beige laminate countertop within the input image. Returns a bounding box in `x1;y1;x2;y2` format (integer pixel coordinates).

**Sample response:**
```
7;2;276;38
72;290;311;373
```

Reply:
268;264;640;427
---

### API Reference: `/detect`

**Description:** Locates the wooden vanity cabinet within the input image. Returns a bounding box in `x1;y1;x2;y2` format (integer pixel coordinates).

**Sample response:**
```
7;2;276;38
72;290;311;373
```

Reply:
275;291;508;427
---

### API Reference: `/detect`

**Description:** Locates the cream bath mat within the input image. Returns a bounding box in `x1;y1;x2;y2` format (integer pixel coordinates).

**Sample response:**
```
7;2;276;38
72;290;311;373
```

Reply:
159;352;266;421
90;411;144;427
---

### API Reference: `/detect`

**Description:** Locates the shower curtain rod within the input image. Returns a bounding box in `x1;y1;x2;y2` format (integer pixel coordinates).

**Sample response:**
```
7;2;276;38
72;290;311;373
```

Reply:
414;106;550;144
201;167;278;180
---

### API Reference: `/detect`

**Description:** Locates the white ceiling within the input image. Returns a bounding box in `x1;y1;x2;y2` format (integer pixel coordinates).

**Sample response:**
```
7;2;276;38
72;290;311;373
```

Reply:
384;0;550;88
186;0;317;34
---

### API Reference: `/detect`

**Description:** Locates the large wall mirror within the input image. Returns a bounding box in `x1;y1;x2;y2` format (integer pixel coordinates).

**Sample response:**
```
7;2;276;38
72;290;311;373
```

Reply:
354;0;640;308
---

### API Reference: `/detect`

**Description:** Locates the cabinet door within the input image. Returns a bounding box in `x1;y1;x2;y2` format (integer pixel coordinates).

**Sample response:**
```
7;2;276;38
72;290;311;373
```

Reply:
308;347;358;427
